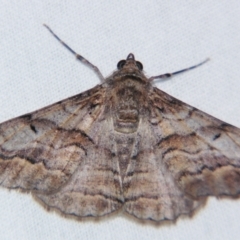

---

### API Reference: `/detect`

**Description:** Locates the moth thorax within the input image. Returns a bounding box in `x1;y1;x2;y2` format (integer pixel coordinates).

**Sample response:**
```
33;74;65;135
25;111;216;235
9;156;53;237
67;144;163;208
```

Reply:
114;108;139;133
111;81;147;133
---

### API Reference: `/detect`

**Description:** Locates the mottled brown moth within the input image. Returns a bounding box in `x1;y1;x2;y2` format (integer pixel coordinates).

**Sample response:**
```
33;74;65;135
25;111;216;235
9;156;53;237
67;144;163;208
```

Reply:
0;25;239;223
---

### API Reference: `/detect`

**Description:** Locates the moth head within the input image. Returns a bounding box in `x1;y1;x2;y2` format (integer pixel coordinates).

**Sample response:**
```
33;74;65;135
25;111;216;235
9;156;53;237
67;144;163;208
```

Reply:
117;53;143;71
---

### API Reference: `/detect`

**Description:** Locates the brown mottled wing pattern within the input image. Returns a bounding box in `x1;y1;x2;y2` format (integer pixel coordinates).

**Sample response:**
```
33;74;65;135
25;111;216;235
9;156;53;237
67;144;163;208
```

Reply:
0;84;123;217
1;50;239;223
124;87;240;221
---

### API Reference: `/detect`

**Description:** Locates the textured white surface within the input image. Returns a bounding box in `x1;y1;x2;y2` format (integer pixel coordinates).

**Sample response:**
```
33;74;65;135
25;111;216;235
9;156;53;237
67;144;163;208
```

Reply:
0;1;240;239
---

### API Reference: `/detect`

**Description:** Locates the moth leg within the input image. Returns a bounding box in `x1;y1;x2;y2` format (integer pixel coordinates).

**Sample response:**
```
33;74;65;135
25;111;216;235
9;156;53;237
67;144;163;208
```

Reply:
43;24;105;82
148;58;210;81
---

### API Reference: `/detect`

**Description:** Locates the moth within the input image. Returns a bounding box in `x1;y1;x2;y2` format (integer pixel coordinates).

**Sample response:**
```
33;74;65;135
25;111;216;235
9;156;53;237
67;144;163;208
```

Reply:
0;25;239;223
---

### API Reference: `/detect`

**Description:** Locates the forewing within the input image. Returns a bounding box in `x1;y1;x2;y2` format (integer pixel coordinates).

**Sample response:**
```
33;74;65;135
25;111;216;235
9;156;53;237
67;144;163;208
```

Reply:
151;87;240;198
123;87;240;222
0;84;122;217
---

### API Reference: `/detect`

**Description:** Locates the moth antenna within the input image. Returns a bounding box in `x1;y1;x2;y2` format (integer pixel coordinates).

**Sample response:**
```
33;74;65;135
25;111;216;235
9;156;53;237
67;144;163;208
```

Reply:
43;24;105;82
148;58;210;81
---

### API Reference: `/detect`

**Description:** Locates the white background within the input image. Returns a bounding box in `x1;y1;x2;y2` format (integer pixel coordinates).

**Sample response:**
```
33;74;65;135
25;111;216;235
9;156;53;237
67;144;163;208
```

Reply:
0;1;240;240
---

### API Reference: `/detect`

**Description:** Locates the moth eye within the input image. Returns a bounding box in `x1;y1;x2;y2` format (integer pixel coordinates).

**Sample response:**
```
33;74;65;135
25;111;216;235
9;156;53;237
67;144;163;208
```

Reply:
117;60;126;69
136;61;143;70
